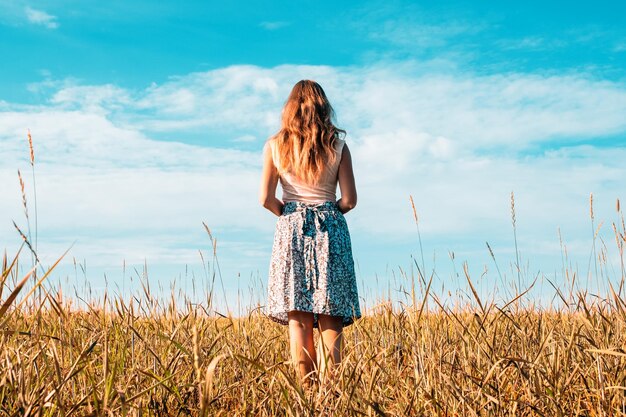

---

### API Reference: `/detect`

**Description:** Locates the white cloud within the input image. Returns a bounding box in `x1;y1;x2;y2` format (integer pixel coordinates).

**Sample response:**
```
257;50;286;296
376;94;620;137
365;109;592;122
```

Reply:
104;63;626;152
50;84;131;114
496;36;568;51
2;62;626;291
25;6;58;29
259;21;290;30
233;134;257;143
614;42;626;52
131;66;287;133
370;21;482;49
340;67;626;151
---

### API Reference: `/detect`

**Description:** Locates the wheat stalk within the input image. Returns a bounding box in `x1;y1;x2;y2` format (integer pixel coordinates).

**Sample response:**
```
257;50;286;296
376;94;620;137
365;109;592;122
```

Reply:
409;195;425;282
511;191;521;292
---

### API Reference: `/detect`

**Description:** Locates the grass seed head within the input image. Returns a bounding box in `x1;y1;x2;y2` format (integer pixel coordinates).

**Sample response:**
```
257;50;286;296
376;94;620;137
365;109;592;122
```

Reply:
510;191;516;227
17;170;29;220
27;129;35;165
409;195;418;224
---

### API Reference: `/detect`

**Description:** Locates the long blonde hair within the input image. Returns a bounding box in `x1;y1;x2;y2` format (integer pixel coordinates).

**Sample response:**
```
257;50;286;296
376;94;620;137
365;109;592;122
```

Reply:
271;80;345;184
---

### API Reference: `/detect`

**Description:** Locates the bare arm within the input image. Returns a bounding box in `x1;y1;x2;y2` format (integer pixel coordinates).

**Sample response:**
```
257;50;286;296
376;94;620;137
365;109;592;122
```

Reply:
336;144;357;214
259;141;284;216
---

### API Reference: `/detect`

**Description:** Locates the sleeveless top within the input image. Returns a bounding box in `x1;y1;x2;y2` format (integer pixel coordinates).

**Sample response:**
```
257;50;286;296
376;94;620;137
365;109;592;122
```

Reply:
269;138;345;204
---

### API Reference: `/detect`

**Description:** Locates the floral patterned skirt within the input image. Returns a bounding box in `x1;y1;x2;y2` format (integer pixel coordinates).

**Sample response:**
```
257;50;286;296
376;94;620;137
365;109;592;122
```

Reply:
265;201;361;328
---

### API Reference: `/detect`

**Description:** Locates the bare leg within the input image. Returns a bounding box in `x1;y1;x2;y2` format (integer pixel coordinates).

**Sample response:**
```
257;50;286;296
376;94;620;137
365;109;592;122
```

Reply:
317;314;343;382
288;310;317;384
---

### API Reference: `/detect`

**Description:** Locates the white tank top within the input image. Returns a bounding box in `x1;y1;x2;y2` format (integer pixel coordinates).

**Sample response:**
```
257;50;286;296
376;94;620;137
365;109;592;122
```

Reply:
269;138;345;204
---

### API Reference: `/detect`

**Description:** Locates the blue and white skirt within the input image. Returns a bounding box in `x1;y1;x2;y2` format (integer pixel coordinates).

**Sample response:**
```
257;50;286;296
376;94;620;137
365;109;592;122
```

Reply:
265;201;361;328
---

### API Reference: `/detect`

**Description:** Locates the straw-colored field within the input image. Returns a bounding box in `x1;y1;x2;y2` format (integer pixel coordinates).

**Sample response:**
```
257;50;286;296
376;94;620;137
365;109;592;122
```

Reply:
2;252;626;416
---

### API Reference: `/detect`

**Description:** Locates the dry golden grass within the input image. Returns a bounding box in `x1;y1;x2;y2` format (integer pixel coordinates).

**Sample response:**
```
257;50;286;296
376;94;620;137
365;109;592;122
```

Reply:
2;254;626;416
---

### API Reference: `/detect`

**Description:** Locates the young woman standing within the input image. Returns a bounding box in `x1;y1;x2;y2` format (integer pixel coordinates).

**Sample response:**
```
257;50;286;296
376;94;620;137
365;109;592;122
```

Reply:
259;80;361;385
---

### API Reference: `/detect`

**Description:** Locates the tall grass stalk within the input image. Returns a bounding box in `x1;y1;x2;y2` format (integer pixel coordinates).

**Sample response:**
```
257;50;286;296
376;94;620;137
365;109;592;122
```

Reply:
409;195;426;284
511;191;521;294
28;131;41;308
27;130;38;259
589;192;598;294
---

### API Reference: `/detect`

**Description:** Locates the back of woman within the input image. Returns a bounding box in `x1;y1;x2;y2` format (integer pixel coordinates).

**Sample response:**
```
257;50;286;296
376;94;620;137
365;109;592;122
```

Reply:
268;136;345;205
259;80;361;386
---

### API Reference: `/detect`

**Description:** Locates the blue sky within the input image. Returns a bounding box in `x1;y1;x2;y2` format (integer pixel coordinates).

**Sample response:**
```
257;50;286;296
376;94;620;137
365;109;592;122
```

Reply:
1;0;626;313
3;0;625;99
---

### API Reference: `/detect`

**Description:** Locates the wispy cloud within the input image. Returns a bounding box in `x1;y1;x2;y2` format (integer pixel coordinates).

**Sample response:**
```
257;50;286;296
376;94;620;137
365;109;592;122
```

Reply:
370;21;484;49
351;4;488;57
496;36;568;51
93;62;626;152
51;84;132;114
25;6;59;29
259;21;290;30
614;42;626;52
233;134;257;143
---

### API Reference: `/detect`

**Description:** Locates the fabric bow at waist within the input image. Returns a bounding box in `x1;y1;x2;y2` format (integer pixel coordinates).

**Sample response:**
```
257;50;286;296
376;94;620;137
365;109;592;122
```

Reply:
282;201;337;236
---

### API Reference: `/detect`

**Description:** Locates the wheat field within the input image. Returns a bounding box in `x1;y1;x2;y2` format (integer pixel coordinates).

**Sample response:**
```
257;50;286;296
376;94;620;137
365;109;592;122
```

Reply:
2;262;626;416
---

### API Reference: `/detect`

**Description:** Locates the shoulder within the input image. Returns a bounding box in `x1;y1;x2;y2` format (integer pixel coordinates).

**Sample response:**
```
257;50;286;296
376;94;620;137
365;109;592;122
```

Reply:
264;136;279;155
340;142;351;160
264;135;276;149
334;136;350;157
264;137;280;168
334;137;346;153
262;141;271;162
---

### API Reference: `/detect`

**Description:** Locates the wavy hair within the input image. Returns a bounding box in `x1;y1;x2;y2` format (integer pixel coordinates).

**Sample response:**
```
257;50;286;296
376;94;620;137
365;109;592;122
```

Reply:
271;80;345;184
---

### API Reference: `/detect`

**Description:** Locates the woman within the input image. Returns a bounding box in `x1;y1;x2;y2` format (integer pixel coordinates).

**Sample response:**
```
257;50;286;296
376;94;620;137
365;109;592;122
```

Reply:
259;80;361;385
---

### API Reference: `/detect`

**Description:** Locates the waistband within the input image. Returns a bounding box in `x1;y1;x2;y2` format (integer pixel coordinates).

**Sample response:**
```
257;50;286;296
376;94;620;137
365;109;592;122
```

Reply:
282;201;338;215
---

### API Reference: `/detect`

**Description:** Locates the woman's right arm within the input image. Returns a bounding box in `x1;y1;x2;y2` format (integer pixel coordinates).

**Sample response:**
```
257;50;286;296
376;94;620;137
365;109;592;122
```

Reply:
259;141;284;216
336;144;357;214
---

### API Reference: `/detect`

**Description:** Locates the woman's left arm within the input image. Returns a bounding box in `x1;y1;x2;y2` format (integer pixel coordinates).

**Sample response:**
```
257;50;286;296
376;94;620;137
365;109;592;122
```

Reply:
259;141;284;216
